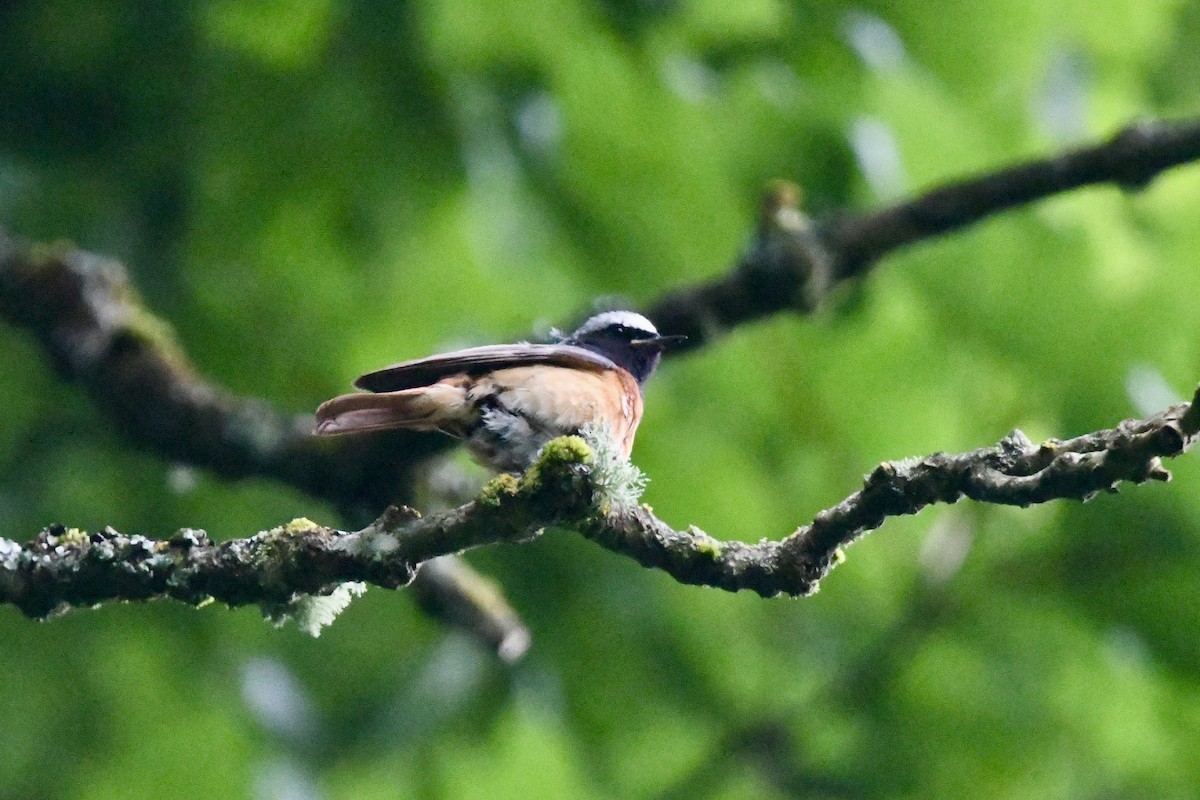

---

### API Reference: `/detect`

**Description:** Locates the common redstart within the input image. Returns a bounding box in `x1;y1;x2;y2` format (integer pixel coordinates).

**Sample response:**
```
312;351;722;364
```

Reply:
314;311;683;472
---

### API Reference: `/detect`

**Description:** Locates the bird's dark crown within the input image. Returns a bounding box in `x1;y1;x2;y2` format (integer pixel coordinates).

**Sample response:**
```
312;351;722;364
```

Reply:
565;311;673;385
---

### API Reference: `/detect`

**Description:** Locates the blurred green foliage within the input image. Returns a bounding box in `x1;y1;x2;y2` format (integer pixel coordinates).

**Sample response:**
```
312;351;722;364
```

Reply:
3;0;1200;797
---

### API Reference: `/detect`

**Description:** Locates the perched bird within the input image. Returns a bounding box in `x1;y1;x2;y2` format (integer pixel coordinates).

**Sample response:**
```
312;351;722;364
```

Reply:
314;311;683;472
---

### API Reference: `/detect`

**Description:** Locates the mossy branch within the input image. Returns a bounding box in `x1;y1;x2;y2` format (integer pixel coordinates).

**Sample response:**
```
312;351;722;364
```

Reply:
4;390;1196;622
0;437;595;625
0;225;519;652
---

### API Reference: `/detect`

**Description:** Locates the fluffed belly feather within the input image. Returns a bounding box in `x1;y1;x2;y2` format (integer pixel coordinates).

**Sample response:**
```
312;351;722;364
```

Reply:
465;367;642;472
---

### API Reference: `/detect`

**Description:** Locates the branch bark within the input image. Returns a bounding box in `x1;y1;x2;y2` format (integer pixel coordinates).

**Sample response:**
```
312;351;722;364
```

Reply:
4;389;1196;617
646;117;1200;349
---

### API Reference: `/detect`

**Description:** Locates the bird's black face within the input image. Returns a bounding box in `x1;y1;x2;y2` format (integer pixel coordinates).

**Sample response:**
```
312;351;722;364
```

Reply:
566;312;684;385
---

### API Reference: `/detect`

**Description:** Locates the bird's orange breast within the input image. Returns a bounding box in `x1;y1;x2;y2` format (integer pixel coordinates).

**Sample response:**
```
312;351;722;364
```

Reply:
469;365;643;457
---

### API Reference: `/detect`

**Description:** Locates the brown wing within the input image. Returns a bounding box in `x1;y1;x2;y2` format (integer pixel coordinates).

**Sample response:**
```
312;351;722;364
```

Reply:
353;343;617;392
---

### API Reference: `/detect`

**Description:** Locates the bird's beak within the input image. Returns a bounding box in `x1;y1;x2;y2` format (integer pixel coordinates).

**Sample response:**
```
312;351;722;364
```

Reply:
630;333;688;350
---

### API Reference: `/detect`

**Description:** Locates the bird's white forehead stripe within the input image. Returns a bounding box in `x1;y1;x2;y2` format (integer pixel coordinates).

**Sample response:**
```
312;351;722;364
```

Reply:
574;311;658;337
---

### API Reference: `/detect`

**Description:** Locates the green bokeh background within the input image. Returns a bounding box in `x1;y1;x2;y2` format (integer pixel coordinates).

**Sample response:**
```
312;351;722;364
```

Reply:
3;1;1200;797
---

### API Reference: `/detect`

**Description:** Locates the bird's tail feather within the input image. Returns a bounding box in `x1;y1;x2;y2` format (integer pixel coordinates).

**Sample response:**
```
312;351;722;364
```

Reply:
313;384;466;436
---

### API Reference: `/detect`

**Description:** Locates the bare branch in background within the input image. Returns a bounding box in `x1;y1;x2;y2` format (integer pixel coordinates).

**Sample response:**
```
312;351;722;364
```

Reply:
0;229;449;510
648;117;1200;349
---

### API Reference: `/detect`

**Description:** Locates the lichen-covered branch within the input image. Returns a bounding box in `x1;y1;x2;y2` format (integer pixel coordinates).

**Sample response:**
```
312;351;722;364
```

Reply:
0;227;518;650
0;437;596;624
648;116;1200;349
4;391;1196;617
585;389;1199;596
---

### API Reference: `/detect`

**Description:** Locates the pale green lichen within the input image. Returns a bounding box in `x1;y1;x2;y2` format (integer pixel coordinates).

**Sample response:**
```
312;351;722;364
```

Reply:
521;435;592;491
691;531;723;559
540;434;593;464
59;528;88;546
579;422;648;510
283;517;321;534
479;473;520;507
27;241;76;268
262;582;368;637
123;307;188;365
